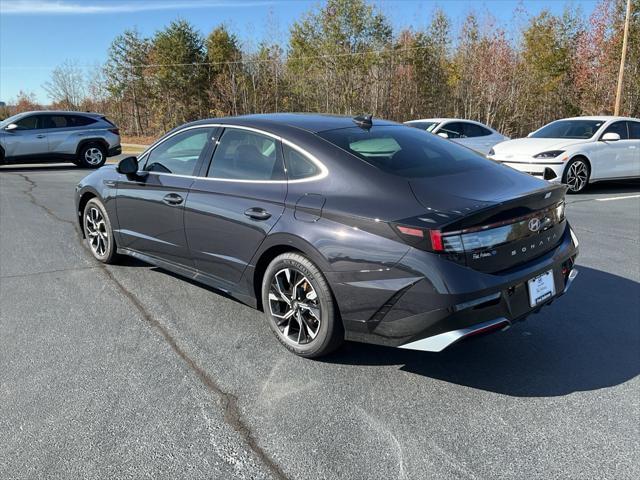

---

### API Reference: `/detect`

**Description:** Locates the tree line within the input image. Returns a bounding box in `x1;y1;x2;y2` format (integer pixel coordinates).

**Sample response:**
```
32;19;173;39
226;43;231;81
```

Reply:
3;0;638;139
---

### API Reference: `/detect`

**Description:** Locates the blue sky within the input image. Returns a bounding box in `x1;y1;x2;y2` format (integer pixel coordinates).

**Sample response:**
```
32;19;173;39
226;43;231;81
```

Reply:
0;0;599;103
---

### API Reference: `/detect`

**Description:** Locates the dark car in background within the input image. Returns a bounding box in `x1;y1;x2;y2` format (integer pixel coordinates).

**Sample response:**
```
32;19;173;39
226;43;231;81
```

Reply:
0;111;121;168
74;113;579;357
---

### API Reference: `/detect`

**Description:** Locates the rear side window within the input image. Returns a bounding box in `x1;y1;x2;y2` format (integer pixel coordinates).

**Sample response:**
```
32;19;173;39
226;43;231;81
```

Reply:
68;115;97;127
283;144;320;180
626;121;640;139
143;127;214;176
208;128;284;181
602;121;629;140
464;123;492;137
41;115;69;129
318;126;492;178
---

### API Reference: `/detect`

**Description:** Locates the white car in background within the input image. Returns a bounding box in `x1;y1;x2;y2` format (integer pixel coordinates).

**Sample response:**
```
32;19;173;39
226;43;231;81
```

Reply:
488;116;640;193
404;118;509;155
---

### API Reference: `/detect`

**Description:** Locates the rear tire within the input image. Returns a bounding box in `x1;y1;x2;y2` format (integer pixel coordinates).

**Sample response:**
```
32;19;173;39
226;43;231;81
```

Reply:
78;143;107;168
83;198;118;264
262;253;344;358
563;157;590;194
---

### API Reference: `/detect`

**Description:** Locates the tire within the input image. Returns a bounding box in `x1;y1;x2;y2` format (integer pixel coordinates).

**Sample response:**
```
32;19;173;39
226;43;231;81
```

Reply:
78;143;107;168
563;157;590;194
262;252;344;358
83;198;118;263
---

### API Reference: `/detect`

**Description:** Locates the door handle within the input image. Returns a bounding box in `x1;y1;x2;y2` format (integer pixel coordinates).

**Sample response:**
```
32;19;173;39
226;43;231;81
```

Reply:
162;193;184;206
36;134;46;139
244;207;271;220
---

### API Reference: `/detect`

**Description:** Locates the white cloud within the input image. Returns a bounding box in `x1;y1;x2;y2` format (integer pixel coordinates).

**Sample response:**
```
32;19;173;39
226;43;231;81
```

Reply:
1;0;275;15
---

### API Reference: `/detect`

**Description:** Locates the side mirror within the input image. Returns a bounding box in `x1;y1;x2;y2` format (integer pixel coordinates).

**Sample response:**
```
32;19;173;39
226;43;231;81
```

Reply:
601;132;620;142
5;123;18;131
116;156;139;175
437;132;449;139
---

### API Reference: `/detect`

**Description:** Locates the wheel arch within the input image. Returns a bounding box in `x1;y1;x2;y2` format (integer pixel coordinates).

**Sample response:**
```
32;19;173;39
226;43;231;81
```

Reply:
250;233;334;312
77;190;98;237
76;138;109;157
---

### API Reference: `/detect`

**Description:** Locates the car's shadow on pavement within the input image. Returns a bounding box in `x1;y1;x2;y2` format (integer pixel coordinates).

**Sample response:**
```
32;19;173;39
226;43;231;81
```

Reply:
325;266;639;397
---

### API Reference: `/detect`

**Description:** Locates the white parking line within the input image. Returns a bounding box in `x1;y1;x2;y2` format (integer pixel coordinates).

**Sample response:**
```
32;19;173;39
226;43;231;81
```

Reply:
595;194;640;202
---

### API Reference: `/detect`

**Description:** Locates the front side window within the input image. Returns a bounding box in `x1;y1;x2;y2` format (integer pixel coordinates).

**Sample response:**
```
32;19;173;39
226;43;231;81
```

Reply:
438;122;465;139
14;116;39;130
143;127;213;175
208;128;283;180
602;121;629;140
283;144;320;180
531;120;604;139
318;125;492;178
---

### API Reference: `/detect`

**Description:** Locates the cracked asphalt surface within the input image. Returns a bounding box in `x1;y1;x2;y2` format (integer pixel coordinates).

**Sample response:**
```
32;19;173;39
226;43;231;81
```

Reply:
1;162;638;479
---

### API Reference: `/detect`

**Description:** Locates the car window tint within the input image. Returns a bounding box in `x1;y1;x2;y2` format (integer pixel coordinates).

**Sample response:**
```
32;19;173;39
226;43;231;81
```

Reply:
439;122;465;138
208;128;283;180
319;126;492;178
14;116;38;130
603;121;629;140
68;115;97;127
531;120;604;139
143;128;213;175
406;121;439;132
628;121;640;140
464;123;492;137
283;145;320;180
41;115;69;129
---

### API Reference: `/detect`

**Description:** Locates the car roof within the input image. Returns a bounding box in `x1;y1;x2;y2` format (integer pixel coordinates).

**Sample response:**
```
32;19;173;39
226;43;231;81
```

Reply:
405;118;491;126
558;116;637;122
15;110;105;118
187;113;400;136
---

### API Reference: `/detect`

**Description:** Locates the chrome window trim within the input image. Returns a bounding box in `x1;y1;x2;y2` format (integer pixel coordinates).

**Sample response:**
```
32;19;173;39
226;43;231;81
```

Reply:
137;123;328;184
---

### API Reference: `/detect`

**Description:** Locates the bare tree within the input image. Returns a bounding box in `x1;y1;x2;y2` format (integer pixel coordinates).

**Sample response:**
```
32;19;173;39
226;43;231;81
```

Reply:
43;60;86;109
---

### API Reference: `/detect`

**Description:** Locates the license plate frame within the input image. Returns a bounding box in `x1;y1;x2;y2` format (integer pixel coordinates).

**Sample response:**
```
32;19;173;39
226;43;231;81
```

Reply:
527;269;556;308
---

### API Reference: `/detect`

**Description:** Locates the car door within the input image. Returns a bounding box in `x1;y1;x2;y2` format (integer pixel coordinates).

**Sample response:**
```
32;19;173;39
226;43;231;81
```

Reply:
39;114;74;156
625;121;640;177
184;126;286;286
3;114;49;158
115;126;216;267
595;121;632;179
462;122;500;155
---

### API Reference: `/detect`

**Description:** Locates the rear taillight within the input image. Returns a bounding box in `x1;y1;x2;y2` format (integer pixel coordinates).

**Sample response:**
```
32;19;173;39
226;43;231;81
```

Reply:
108;128;120;136
393;225;460;252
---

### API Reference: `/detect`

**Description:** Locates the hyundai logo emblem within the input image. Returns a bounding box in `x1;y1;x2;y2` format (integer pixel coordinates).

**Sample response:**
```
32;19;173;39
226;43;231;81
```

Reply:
528;218;541;232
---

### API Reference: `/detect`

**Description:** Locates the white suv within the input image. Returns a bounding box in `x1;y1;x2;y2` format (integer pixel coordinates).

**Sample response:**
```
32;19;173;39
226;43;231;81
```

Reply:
0;111;121;168
488;116;640;193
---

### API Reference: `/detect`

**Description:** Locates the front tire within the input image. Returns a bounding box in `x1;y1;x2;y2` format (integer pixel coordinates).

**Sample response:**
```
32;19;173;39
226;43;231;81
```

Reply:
78;143;107;168
563;157;590;194
83;198;118;263
262;253;344;358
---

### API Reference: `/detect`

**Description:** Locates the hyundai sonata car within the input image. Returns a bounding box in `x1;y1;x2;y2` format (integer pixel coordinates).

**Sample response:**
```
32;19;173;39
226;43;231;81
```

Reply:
405;118;509;155
488;116;640;193
75;114;579;358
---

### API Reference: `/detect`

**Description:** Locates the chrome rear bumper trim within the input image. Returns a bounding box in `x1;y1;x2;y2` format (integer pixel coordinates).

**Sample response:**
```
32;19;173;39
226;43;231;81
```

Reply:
398;317;511;352
563;268;578;293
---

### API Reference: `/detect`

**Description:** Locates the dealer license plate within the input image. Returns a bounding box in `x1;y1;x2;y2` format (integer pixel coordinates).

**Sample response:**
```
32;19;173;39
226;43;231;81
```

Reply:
527;270;556;307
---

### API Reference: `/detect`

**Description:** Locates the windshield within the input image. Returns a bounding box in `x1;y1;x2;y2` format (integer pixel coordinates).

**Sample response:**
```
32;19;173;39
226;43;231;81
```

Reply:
0;113;25;128
531;120;604;139
318;125;493;178
406;121;439;132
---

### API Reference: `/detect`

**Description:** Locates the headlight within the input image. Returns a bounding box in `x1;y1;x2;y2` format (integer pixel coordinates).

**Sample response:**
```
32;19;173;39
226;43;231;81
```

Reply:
533;150;565;159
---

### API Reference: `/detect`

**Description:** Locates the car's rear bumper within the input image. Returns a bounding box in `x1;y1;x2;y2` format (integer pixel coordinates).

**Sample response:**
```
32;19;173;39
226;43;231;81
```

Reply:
329;224;579;351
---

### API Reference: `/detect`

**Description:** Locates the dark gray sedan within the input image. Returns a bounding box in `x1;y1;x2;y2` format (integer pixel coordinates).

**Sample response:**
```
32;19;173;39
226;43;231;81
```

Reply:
74;114;579;357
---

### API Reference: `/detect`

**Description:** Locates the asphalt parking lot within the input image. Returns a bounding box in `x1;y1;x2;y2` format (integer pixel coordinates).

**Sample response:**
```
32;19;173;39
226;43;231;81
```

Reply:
1;161;638;480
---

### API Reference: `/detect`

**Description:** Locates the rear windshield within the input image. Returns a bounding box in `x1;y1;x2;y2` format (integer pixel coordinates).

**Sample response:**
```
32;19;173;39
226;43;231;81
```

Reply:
531;120;604;139
317;125;492;178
